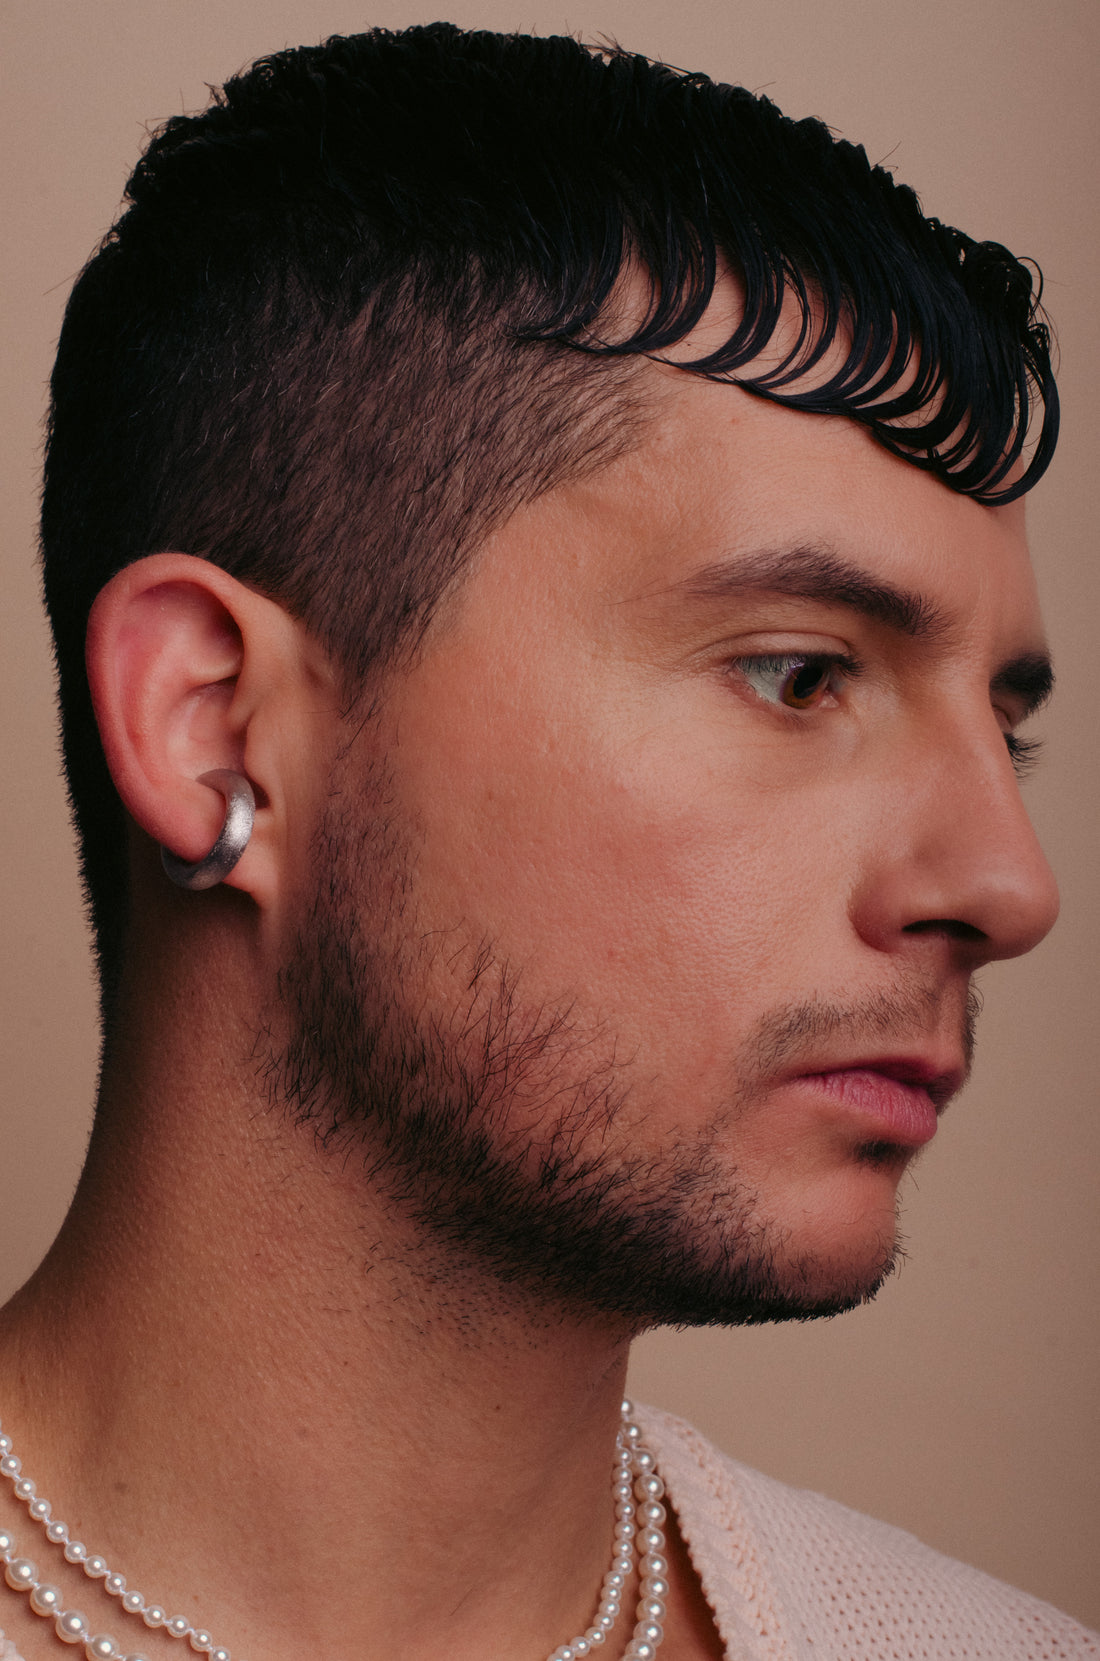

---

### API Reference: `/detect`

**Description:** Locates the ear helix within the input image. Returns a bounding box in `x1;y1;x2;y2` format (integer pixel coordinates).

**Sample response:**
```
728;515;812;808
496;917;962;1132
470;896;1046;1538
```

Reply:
160;770;255;891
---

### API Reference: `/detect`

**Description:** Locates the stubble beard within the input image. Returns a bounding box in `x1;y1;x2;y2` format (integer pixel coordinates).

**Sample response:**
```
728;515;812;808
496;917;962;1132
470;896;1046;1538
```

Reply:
262;781;970;1333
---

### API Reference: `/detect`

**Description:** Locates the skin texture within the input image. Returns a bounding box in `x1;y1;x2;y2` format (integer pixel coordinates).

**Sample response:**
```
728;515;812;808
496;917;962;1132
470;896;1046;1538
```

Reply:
0;362;1058;1661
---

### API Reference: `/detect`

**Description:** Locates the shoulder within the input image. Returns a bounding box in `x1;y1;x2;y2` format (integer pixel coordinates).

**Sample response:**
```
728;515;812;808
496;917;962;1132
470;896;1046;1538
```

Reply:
637;1404;1100;1661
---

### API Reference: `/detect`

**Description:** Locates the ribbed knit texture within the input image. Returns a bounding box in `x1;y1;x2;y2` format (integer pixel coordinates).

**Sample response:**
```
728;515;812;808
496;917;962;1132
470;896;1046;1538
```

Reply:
640;1404;1099;1659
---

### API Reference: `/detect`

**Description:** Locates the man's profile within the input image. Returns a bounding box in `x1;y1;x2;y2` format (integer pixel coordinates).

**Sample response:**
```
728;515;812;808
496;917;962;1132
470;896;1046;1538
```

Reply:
0;21;1095;1661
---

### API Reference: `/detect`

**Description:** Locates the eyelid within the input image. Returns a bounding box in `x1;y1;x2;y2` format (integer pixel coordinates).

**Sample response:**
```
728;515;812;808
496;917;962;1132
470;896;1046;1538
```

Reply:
717;627;854;657
728;649;863;679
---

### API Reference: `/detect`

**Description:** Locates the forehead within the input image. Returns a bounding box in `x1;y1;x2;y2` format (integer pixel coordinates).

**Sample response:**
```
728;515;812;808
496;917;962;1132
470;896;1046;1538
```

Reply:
454;366;1043;660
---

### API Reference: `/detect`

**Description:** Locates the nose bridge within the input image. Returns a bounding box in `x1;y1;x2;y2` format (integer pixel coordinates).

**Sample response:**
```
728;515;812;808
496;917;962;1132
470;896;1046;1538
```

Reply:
856;705;1060;964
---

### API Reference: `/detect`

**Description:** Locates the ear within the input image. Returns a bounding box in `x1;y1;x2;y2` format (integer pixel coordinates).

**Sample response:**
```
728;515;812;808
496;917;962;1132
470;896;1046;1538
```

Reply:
86;553;335;910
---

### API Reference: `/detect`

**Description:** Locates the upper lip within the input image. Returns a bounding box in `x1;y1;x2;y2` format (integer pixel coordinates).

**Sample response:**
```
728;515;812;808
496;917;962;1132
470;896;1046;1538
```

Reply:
794;1054;967;1112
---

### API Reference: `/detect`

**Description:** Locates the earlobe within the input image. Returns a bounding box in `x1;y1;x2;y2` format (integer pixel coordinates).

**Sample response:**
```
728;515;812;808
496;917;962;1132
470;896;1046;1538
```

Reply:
86;553;281;904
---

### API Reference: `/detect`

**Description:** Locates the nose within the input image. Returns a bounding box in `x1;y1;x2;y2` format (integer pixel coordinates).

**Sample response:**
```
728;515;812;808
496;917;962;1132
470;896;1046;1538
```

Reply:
850;721;1060;967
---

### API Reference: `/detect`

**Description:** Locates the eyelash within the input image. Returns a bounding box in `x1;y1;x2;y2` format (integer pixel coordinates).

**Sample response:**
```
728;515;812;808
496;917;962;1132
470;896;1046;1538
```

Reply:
1005;733;1043;780
732;653;1044;780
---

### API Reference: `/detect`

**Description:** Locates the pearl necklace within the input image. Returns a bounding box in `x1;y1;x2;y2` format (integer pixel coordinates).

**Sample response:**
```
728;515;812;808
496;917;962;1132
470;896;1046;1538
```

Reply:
0;1401;667;1661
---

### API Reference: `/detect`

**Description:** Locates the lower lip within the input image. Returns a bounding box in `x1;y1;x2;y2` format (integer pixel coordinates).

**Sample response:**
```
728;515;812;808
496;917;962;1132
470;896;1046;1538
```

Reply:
796;1068;940;1148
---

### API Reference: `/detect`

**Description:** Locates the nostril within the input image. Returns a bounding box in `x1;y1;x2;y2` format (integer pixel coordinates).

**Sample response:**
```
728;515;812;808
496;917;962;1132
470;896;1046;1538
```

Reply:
902;919;987;943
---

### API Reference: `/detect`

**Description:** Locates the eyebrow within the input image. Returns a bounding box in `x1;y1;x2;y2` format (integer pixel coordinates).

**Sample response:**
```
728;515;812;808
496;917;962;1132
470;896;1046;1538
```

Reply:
678;543;945;638
675;541;1054;717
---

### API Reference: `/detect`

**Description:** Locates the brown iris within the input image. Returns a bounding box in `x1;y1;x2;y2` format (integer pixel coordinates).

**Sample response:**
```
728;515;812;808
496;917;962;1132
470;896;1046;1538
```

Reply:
781;659;833;708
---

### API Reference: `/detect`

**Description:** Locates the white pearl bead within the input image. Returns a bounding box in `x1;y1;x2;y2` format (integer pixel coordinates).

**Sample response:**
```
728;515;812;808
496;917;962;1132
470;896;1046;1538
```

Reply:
640;1597;666;1621
640;1552;668;1578
13;1478;35;1502
641;1574;670;1600
142;1605;167;1628
64;1541;88;1563
639;1501;666;1528
637;1526;663;1553
189;1631;213;1652
0;1527;15;1553
0;1433;12;1455
4;1557;37;1591
84;1555;110;1579
635;1473;664;1501
572;1638;590;1655
0;1454;22;1478
55;1608;91;1644
31;1583;63;1615
613;1520;636;1542
104;1573;126;1597
593;1612;616;1632
166;1615;192;1639
210;1649;231;1661
122;1591;146;1615
47;1520;70;1543
632;1645;657;1661
638;1621;663;1646
86;1635;119;1660
632;1450;655;1475
587;1634;606;1648
124;1654;152;1661
30;1497;53;1521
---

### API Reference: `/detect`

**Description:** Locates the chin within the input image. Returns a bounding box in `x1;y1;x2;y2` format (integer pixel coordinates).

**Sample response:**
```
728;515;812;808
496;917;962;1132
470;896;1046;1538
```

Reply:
638;1230;903;1332
608;1176;906;1333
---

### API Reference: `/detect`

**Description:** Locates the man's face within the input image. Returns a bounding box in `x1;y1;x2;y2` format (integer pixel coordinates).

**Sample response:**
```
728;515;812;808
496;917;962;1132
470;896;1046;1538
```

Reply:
277;367;1058;1328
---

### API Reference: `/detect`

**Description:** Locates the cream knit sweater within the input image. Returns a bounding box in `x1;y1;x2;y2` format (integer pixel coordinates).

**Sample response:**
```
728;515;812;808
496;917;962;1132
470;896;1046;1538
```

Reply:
2;1406;1096;1659
641;1405;1099;1658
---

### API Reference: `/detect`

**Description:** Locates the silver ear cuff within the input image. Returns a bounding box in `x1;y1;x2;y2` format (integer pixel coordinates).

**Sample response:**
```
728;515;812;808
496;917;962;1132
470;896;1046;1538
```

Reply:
160;769;256;891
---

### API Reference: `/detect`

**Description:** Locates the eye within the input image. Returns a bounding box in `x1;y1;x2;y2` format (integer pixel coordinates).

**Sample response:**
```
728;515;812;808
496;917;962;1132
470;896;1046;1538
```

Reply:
731;653;858;710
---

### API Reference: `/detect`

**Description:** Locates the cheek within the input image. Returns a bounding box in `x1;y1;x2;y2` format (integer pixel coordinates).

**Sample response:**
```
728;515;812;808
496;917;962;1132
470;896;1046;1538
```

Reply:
390;666;857;1063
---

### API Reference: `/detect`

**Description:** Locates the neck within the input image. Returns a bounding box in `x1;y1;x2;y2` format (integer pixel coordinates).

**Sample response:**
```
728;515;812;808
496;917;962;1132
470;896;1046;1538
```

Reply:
0;973;641;1661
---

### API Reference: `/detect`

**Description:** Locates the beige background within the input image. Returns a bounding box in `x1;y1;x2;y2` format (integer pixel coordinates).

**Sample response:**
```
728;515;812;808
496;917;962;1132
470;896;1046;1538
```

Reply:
2;0;1097;1630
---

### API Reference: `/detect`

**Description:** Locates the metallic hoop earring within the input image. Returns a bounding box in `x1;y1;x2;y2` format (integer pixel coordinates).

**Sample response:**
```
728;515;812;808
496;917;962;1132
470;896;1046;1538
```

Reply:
160;769;256;891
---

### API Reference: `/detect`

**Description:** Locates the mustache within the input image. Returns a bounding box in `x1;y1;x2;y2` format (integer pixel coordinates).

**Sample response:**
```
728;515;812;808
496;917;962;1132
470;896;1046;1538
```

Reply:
746;981;982;1083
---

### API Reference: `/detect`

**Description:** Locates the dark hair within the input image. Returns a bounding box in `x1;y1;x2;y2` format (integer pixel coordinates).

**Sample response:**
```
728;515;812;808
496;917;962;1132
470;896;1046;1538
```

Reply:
41;21;1058;1013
